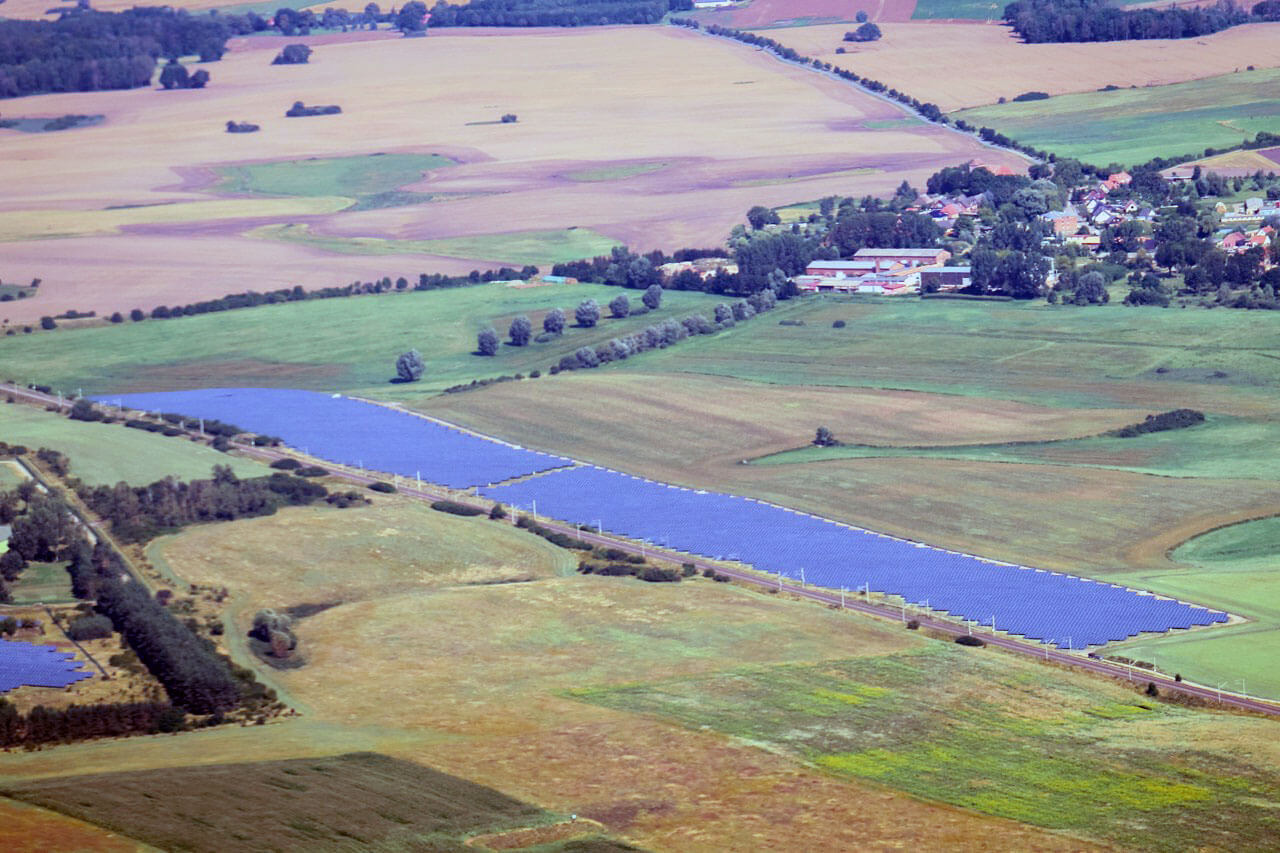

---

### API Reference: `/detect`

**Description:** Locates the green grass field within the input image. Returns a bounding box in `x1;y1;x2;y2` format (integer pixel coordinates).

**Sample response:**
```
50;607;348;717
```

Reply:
0;403;267;485
1107;516;1280;698
250;223;621;267
214;153;456;211
951;67;1280;166
571;644;1280;851
619;296;1280;407
753;414;1280;481
2;752;556;853
6;560;74;605
911;0;1004;20
0;283;722;398
564;162;668;182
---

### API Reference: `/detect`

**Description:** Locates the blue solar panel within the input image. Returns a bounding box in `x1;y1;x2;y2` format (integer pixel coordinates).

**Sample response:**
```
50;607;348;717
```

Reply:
99;388;571;489
481;465;1229;649
0;640;93;692
100;389;1230;650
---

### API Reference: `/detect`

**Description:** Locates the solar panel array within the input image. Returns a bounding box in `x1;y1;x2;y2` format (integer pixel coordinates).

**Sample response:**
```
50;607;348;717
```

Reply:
0;640;93;692
482;466;1229;649
100;388;571;489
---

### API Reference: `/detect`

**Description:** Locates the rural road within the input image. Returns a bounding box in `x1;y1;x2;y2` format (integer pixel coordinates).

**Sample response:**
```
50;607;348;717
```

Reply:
8;382;1278;718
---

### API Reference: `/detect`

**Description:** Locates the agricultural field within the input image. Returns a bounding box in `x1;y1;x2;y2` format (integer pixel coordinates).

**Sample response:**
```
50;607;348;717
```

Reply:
0;25;1019;323
1168;145;1280;178
1105;516;1280;700
909;0;1003;20
0;798;143;853
424;296;1280;690
952;66;1280;166
0;501;1099;852
2;752;561;853
0;402;268;484
762;21;1280;111
571;644;1280;852
0;281;723;397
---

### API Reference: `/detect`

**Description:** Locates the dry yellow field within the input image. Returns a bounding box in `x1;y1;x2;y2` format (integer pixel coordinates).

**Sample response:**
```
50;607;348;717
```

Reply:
0;0;224;17
0;25;1021;322
425;371;1149;477
0;502;1102;852
767;21;1280;111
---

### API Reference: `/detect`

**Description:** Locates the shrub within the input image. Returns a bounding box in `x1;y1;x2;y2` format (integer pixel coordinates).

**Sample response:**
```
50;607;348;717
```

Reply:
955;635;986;647
285;101;342;117
295;465;329;477
272;43;312;65
477;327;499;356
832;319;846;328
681;562;697;577
1146;682;1159;697
1012;91;1050;101
609;293;631;318
225;120;260;133
638;567;681;583
488;503;507;520
67;613;113;641
1108;409;1204;438
430;499;485;516
68;398;102;422
500;113;518;123
906;619;920;630
40;316;57;330
368;481;396;493
269;458;300;470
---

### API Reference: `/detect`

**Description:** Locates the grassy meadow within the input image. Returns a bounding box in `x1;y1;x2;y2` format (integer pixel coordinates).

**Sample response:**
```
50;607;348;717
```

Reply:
0;403;268;485
952;67;1280;165
910;0;1004;19
251;223;621;267
213;152;458;212
0;282;722;398
571;643;1280;852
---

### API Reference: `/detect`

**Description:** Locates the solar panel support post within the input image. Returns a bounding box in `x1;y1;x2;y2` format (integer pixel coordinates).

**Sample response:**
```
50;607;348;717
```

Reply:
1045;639;1053;660
841;587;845;608
778;571;783;591
416;471;421;490
800;567;805;587
1217;681;1227;703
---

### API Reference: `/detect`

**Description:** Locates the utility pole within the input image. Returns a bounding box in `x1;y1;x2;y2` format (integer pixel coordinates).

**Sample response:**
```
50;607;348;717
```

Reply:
840;586;845;608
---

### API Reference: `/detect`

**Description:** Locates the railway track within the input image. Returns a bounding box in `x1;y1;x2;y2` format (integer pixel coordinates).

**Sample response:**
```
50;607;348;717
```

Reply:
7;382;1277;717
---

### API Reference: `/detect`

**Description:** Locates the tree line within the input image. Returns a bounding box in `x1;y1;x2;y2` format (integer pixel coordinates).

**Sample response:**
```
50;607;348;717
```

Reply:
1003;0;1252;43
426;0;691;28
0;698;188;748
78;466;330;545
0;7;265;99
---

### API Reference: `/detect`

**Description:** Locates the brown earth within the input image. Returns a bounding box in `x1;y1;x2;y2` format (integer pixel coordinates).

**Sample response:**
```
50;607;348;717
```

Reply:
764;20;1280;111
0;25;1023;322
0;797;145;853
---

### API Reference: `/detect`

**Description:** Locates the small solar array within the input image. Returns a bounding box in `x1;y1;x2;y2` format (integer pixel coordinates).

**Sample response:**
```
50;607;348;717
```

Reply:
482;466;1229;649
101;388;572;490
0;640;93;692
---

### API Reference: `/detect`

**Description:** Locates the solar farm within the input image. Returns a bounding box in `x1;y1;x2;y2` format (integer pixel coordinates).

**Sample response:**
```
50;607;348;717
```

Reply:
0;640;93;693
99;388;1230;652
482;466;1229;649
101;388;571;490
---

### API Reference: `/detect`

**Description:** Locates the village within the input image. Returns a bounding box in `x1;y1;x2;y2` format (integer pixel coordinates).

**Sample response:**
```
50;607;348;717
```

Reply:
792;163;1279;299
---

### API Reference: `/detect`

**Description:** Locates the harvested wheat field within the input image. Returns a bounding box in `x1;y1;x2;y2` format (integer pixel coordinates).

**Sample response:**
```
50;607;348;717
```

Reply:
0;25;1021;322
1169;145;1280;178
765;20;1280;111
0;0;225;17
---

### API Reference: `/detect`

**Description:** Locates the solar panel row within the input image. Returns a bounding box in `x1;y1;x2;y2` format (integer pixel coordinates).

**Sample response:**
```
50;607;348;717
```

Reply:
482;466;1229;649
0;640;93;692
100;388;571;490
98;389;1230;651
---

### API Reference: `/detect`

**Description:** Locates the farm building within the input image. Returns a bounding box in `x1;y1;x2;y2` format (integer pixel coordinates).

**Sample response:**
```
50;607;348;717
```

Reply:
803;259;883;278
852;247;951;270
795;270;919;294
920;266;972;292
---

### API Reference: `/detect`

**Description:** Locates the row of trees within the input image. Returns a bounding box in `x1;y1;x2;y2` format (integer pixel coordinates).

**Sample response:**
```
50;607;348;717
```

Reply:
79;467;330;544
556;291;778;372
1003;0;1252;43
71;539;242;713
426;0;691;28
107;267;532;328
0;7;263;99
0;699;187;747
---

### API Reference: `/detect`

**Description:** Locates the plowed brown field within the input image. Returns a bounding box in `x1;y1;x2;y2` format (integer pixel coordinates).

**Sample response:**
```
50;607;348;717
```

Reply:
0;26;1022;321
765;20;1280;111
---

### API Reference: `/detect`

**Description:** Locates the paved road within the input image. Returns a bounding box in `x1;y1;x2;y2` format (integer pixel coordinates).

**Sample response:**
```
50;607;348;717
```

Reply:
9;383;1277;717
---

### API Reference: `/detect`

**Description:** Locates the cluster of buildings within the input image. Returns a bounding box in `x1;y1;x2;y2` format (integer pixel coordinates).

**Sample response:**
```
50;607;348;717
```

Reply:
1214;197;1278;259
795;247;959;294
